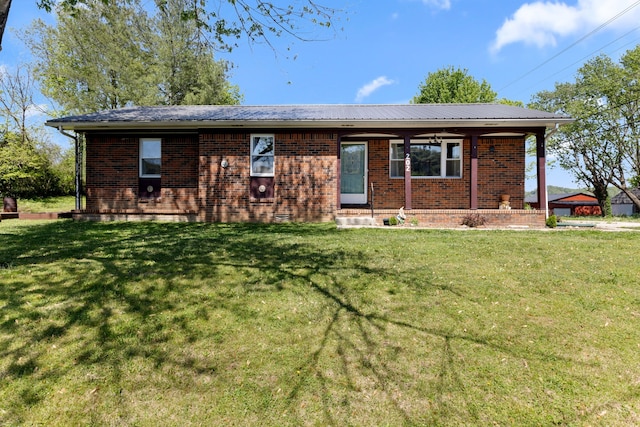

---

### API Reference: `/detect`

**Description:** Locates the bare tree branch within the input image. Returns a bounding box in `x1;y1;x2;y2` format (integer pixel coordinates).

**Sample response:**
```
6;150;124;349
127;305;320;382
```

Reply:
0;63;38;144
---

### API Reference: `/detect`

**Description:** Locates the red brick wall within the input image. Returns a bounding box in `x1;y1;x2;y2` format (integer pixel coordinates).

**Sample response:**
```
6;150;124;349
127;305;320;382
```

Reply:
477;137;525;209
367;136;524;210
83;131;525;221
85;134;199;213
198;131;337;222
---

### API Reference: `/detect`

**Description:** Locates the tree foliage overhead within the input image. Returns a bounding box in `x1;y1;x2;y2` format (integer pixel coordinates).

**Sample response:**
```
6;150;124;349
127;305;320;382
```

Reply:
25;0;242;114
529;46;640;213
36;0;340;53
150;0;242;105
26;0;149;112
412;66;498;104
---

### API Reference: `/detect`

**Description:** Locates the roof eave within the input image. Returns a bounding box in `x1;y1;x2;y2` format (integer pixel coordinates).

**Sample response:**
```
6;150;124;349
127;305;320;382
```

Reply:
46;117;574;132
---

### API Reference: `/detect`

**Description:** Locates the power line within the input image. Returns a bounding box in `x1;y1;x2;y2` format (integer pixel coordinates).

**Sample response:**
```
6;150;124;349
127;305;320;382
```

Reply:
526;26;640;95
498;0;640;93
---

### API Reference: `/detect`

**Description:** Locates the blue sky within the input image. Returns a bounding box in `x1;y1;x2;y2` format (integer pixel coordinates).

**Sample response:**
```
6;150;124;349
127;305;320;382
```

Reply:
3;0;640;190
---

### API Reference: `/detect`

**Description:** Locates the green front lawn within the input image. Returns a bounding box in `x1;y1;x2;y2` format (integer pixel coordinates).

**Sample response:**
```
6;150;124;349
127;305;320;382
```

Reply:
1;221;639;425
10;196;78;213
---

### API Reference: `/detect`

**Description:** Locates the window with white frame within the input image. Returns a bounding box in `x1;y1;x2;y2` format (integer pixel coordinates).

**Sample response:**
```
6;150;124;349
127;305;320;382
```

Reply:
250;134;275;176
140;138;161;177
390;139;462;178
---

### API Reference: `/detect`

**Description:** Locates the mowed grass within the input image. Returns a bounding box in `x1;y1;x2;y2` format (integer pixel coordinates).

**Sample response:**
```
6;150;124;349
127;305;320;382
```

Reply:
0;220;639;426
12;196;78;213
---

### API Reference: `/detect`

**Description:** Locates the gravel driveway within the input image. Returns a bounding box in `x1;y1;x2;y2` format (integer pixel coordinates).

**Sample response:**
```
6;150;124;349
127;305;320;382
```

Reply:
558;220;640;231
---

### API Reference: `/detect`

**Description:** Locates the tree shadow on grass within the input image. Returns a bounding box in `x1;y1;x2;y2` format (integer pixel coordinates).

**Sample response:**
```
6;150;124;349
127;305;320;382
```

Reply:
282;266;588;425
0;221;588;425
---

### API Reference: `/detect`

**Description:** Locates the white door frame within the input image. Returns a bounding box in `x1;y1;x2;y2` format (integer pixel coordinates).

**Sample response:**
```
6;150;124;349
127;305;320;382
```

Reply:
340;142;368;205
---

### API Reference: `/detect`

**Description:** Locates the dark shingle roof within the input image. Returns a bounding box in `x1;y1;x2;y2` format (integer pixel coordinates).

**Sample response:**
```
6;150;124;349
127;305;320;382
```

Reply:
611;188;640;204
46;104;573;131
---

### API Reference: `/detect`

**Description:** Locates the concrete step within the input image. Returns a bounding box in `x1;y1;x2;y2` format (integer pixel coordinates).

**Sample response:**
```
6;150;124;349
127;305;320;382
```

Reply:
335;216;377;227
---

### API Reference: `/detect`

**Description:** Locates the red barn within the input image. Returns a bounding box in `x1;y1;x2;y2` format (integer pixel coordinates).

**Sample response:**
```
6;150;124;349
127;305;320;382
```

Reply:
526;192;601;217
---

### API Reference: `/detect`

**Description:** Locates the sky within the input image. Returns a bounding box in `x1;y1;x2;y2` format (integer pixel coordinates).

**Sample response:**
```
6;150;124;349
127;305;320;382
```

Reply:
3;0;640;190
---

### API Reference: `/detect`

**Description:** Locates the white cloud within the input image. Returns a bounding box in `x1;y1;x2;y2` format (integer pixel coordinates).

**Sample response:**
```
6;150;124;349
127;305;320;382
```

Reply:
406;0;451;11
422;0;451;10
355;76;395;102
490;0;640;53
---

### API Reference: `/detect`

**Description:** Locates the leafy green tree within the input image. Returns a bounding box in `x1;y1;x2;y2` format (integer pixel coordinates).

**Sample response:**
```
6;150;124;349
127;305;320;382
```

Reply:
0;131;53;198
0;64;71;199
412;66;497;104
151;0;242;105
497;98;524;107
530;81;614;215
36;0;339;54
25;0;241;114
50;145;76;195
26;0;152;112
616;46;640;193
530;47;640;213
0;131;73;199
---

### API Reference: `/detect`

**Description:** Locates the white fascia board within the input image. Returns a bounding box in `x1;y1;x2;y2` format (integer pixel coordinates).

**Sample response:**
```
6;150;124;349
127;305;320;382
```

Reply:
46;118;573;132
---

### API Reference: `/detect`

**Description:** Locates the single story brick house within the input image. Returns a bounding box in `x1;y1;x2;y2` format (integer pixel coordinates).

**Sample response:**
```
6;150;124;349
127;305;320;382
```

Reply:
46;104;572;227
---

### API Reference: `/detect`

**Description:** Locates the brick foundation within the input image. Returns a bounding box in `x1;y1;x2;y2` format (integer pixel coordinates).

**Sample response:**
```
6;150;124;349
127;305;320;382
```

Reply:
337;209;546;228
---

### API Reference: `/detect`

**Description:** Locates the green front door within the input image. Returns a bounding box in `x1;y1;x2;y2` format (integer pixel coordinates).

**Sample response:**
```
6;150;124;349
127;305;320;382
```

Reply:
340;142;367;204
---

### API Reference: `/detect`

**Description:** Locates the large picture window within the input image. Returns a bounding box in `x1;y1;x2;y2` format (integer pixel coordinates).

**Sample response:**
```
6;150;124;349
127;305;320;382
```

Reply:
140;138;161;177
250;134;275;177
390;139;462;178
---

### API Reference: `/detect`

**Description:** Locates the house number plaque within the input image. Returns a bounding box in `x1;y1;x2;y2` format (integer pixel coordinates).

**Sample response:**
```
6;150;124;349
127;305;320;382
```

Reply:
405;153;411;172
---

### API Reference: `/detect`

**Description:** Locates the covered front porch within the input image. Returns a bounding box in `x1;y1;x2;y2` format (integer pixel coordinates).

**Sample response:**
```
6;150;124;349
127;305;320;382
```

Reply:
336;127;550;228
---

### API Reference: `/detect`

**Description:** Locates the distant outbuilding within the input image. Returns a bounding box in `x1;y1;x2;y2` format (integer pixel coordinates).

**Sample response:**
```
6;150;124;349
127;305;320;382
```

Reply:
611;188;640;216
526;192;601;217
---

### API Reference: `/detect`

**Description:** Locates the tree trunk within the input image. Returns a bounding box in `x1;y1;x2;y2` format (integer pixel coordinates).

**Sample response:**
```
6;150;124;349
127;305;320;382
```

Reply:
0;0;12;50
3;196;17;212
591;179;610;217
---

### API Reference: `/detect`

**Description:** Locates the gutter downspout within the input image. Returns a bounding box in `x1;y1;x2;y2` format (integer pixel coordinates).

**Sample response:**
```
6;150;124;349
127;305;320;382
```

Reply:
57;126;82;211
